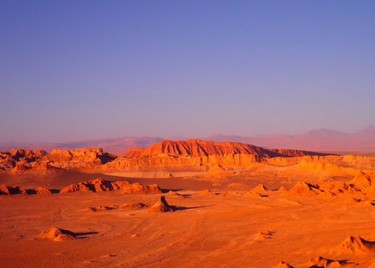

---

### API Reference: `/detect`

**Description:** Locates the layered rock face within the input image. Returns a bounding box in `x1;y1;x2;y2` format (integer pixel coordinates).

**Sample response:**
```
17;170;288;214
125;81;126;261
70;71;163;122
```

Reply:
107;140;328;172
124;140;324;159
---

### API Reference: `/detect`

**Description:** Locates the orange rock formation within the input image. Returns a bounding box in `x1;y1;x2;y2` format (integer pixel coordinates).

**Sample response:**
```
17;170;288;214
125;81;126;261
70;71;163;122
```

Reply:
60;178;161;194
0;179;160;195
1;140;375;179
124;139;325;158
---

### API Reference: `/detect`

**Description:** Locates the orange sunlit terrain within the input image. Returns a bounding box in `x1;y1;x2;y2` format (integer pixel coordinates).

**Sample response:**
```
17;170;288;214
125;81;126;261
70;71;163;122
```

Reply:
1;140;375;267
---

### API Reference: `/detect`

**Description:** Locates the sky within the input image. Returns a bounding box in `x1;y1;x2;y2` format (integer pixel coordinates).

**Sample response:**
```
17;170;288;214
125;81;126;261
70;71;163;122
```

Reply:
1;0;374;143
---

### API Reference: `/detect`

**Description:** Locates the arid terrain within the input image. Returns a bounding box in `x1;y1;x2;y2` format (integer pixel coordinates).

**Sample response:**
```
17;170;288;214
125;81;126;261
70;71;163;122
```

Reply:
1;140;375;267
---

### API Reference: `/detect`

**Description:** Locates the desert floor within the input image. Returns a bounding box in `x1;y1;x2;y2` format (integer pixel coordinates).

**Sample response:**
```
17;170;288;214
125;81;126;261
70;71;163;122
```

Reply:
1;174;375;267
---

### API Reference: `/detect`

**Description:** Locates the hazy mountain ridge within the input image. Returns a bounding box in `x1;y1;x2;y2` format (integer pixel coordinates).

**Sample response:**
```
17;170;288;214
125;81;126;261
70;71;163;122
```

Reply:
207;125;375;152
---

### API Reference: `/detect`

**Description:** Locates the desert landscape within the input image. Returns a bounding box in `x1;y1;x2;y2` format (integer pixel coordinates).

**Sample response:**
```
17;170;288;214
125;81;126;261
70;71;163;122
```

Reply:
1;140;375;267
2;1;375;267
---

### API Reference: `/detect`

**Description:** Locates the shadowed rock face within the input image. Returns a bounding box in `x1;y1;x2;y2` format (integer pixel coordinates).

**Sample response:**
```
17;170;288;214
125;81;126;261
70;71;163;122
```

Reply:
0;149;47;171
0;184;56;195
0;184;25;195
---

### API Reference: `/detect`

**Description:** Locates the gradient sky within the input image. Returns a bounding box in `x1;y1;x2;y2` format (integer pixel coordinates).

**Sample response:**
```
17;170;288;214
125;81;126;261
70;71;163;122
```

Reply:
1;1;374;143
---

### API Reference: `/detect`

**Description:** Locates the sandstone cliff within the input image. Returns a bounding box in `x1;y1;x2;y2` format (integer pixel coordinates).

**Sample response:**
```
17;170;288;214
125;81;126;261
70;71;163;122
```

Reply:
124;140;324;159
105;140;329;172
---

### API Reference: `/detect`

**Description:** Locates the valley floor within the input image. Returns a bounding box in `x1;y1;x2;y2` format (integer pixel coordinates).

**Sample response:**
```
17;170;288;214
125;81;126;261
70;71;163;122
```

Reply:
1;181;375;267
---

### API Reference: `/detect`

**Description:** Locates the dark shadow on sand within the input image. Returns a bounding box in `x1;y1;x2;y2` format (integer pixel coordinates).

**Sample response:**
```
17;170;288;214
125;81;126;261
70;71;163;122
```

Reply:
171;204;214;211
161;188;183;193
24;189;60;195
73;231;99;239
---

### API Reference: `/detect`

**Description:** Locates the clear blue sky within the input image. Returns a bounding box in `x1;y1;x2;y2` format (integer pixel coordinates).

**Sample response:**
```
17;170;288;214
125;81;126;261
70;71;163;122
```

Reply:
1;0;374;143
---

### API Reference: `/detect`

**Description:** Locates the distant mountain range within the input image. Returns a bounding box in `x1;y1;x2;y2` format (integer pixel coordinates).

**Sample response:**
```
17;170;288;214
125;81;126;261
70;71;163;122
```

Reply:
0;125;374;154
206;125;375;153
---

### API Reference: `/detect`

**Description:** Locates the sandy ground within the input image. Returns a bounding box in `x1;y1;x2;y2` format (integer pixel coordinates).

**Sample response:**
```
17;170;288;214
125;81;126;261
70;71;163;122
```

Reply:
1;179;375;267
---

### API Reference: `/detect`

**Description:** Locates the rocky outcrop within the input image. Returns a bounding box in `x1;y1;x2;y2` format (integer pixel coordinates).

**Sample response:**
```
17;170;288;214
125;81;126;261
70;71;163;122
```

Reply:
282;172;375;201
0;179;160;195
38;227;98;242
307;256;347;267
339;235;375;255
0;149;47;171
39;227;77;241
124;140;326;159
46;148;116;169
0;184;26;195
60;178;161;194
148;196;175;213
0;148;117;173
286;182;324;197
0;184;55;195
349;171;374;191
105;153;259;172
105;140;329;172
